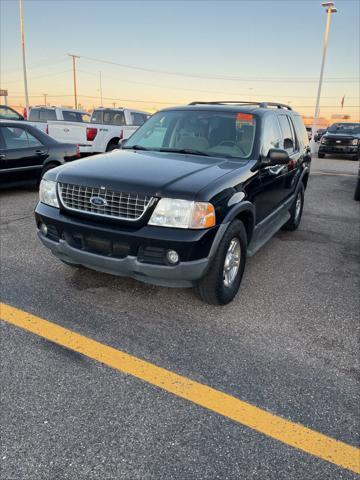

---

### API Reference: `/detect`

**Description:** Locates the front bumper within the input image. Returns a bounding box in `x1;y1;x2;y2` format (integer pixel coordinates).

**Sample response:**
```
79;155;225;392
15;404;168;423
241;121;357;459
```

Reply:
35;202;217;287
319;145;359;155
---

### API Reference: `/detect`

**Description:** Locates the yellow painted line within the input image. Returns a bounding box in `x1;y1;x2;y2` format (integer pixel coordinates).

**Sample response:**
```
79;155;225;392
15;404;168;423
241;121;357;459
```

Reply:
1;302;359;474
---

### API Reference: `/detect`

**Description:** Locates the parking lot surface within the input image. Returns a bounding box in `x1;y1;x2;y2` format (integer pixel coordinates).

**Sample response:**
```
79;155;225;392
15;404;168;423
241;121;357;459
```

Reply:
1;156;359;479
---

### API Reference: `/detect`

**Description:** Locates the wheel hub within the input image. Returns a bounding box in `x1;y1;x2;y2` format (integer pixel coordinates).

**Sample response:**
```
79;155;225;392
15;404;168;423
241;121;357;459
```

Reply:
223;238;241;287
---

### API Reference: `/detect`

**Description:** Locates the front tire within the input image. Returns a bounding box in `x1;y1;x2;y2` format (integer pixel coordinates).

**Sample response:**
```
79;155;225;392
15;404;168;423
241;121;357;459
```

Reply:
195;219;247;305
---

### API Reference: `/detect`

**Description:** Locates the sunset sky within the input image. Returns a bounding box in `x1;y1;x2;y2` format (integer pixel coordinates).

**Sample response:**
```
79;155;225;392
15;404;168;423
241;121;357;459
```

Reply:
0;0;359;121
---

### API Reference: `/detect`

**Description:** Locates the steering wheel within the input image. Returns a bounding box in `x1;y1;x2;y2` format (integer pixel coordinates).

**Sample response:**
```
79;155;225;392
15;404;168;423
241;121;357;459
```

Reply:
218;141;246;156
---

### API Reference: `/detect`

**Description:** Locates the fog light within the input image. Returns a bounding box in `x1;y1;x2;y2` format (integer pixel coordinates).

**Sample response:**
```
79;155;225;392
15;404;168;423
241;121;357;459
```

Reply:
40;223;48;236
166;249;179;265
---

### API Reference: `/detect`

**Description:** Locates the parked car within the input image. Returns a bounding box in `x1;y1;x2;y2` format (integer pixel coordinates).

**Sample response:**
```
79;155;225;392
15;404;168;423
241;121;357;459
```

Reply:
35;101;311;305
0;105;24;121
47;107;150;154
318;123;360;159
27;106;90;133
0;122;80;188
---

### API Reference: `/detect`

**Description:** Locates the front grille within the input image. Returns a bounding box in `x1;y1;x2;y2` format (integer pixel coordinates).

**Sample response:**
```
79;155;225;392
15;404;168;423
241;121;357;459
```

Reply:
58;183;153;221
324;137;353;146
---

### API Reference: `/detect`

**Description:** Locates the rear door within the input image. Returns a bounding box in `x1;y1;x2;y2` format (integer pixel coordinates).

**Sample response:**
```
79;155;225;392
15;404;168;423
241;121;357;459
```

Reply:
0;125;48;182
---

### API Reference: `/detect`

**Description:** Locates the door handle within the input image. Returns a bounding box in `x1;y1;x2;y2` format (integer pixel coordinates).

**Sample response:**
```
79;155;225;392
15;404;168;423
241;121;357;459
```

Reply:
35;150;45;155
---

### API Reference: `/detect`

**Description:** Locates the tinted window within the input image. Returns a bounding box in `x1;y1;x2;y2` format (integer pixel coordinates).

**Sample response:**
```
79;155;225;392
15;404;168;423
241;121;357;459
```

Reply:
125;110;257;159
39;109;56;121
278;115;296;153
328;123;360;135
103;111;126;126
1;126;42;149
261;115;282;156
28;109;40;121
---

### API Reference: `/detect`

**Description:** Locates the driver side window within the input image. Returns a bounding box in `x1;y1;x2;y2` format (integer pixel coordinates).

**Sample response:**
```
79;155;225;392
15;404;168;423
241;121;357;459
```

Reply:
261;115;282;156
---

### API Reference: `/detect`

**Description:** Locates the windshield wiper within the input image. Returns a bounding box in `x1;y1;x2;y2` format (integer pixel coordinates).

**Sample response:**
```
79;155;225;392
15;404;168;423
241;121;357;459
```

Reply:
158;147;211;157
123;145;149;151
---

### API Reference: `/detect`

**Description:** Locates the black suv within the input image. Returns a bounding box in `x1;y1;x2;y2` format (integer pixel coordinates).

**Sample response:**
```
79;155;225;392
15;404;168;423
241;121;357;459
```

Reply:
318;122;360;160
35;101;311;305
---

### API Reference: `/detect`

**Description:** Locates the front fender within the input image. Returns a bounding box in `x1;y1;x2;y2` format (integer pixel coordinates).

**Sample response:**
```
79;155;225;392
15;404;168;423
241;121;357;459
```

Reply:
209;201;255;259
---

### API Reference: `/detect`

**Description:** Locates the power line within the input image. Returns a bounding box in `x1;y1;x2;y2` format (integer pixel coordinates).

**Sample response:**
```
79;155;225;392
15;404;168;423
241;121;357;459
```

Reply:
76;69;360;100
78;54;358;84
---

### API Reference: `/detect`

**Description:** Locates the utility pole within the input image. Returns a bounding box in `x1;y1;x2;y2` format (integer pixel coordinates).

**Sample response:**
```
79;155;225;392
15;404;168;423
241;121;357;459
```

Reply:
43;93;47;106
99;71;103;106
112;102;116;108
68;54;79;109
19;0;29;117
311;2;337;153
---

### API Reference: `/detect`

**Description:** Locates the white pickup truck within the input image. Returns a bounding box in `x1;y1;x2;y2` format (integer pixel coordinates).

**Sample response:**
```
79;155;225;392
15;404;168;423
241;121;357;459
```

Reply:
47;108;150;154
27;106;90;133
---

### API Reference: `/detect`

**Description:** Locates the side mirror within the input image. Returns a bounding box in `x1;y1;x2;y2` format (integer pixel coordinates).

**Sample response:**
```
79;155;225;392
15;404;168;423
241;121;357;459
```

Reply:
118;138;127;149
266;148;290;165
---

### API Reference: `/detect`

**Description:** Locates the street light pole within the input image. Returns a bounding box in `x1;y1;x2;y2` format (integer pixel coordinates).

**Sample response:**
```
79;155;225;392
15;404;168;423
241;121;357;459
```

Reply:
68;54;79;109
311;2;337;153
43;93;47;106
19;0;29;117
99;71;103;106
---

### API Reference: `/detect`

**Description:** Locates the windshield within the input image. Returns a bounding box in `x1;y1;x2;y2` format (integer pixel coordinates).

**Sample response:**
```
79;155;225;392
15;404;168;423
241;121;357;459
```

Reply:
327;123;360;135
124;110;257;159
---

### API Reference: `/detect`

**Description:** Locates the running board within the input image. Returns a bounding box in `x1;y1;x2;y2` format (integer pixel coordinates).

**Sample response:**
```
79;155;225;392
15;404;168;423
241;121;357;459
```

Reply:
247;211;290;257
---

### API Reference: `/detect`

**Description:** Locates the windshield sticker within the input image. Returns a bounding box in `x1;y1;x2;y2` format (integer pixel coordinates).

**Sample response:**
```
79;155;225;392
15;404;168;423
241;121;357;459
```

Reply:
236;113;254;128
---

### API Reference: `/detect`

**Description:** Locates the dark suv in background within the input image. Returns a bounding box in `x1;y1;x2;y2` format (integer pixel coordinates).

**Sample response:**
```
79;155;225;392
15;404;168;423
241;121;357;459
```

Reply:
35;101;311;305
318;122;360;159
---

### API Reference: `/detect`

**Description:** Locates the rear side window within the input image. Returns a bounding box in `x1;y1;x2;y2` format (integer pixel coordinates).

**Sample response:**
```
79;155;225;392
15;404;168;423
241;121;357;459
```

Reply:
1;126;42;149
39;109;56;121
278;115;298;154
261;115;282;156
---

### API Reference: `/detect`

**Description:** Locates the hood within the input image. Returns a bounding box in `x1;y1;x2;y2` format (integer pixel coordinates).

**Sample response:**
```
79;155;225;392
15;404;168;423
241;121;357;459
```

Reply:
324;131;360;139
50;150;249;200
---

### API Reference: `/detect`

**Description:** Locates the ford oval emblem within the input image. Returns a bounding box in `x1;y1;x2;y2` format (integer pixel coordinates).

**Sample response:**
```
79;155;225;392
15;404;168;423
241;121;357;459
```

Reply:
90;196;108;207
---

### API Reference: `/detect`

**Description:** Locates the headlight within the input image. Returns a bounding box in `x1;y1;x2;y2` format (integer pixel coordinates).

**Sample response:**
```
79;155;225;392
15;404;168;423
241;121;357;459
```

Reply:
352;139;359;145
39;179;59;208
321;137;327;144
149;198;215;229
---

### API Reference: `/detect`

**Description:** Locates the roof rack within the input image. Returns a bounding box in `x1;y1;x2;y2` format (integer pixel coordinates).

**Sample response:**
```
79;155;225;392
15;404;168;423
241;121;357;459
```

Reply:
188;101;292;111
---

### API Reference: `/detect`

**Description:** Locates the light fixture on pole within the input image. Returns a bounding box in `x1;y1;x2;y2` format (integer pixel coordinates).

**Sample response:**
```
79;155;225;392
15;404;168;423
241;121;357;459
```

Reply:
310;1;337;153
19;0;29;117
68;54;80;109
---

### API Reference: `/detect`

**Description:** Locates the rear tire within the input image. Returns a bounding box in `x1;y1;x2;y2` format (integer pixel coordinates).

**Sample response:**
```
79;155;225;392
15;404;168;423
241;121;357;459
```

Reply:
318;153;325;158
195;219;247;305
40;162;60;180
282;184;304;231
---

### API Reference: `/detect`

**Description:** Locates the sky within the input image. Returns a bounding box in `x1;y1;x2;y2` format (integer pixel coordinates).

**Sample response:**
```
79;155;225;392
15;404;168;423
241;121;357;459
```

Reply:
0;0;359;121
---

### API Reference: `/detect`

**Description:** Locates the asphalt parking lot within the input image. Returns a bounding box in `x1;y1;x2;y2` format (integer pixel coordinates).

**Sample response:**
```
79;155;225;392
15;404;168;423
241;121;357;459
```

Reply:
1;156;359;479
